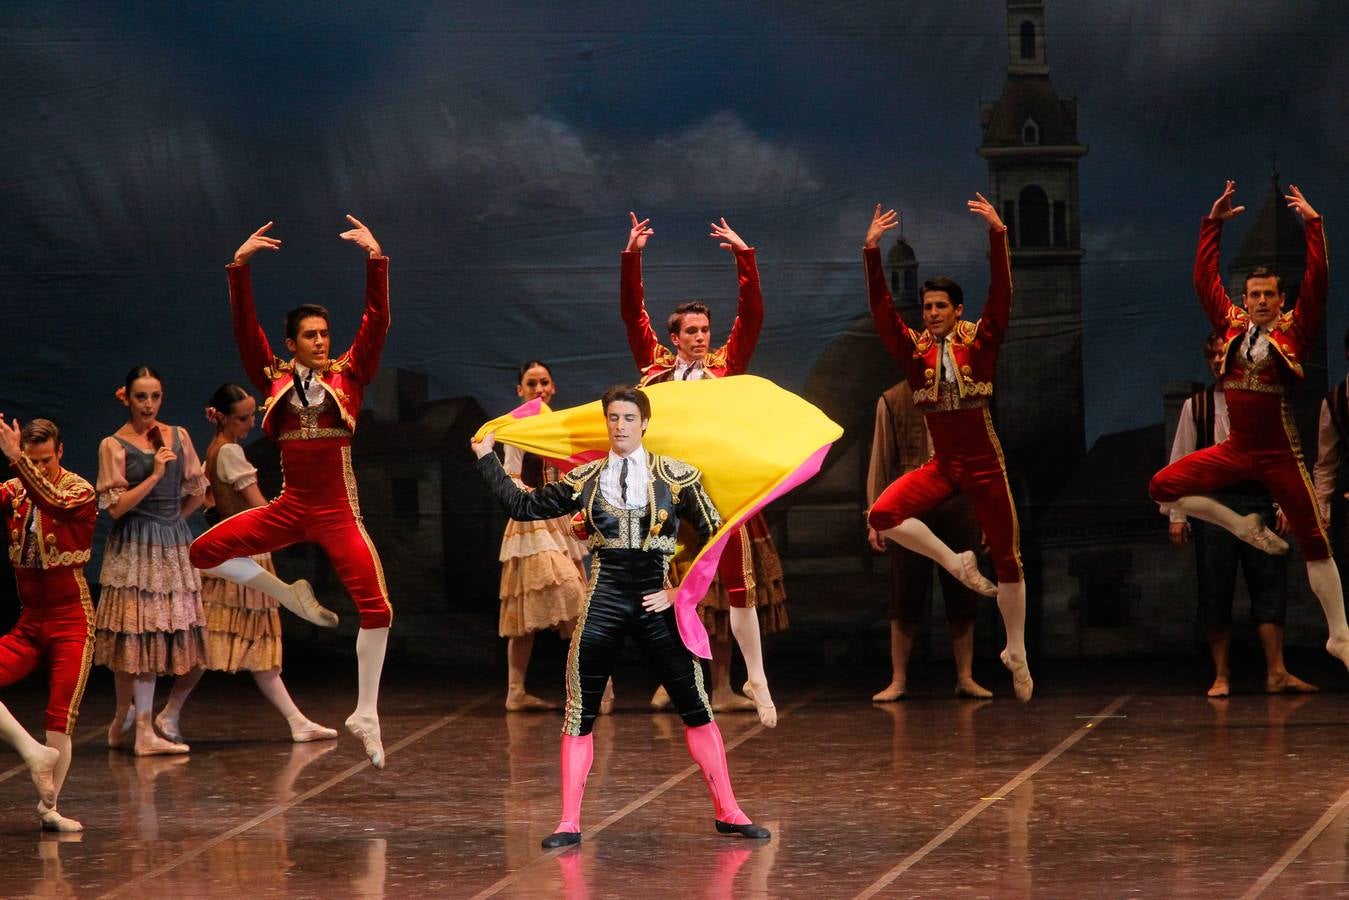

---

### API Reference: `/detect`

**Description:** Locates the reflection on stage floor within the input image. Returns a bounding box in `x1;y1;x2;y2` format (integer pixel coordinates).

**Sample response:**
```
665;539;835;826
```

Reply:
4;657;1349;898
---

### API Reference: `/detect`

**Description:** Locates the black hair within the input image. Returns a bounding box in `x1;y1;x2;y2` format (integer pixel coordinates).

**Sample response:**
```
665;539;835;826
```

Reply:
208;383;252;422
667;301;711;335
20;418;60;449
285;304;331;341
124;364;163;394
919;276;964;308
600;384;651;421
517;360;553;383
1244;266;1283;294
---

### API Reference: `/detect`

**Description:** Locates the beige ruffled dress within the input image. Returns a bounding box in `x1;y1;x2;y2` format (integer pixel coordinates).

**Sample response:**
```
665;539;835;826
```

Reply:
200;439;283;672
497;446;586;638
94;426;208;675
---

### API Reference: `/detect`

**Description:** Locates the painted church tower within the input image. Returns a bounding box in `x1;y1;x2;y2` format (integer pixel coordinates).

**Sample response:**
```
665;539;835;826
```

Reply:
978;0;1087;507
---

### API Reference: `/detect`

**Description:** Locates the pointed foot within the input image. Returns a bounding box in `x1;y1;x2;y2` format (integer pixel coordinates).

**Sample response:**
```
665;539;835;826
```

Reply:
1239;513;1289;555
1326;636;1349;672
153;711;185;744
1000;649;1034;702
28;746;59;808
345;713;385;769
106;707;134;750
291;579;340;628
742;680;777;728
955;550;998;597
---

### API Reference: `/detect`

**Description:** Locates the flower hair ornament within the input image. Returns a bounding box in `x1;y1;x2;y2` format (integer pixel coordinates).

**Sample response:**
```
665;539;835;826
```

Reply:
205;406;227;426
114;386;128;404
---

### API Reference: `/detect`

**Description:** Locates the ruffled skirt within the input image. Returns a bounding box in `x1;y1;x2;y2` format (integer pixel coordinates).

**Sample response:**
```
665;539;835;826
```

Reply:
498;516;586;638
94;514;206;676
201;554;283;673
698;513;789;641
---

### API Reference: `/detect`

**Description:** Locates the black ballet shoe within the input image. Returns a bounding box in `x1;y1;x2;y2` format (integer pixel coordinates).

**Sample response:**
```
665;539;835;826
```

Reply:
715;820;771;840
541;830;582;849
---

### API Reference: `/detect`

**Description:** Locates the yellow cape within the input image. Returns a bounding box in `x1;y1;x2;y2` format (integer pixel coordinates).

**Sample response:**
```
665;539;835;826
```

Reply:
476;375;842;658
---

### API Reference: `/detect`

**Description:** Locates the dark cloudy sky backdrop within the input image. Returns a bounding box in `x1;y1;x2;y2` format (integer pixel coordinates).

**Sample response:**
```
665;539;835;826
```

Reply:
2;1;1346;477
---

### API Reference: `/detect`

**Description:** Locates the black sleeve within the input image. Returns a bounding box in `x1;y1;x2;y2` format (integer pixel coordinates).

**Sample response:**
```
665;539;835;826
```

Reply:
675;476;724;548
476;453;581;521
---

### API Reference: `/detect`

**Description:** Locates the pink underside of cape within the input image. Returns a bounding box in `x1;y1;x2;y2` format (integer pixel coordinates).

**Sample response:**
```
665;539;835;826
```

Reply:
672;442;834;659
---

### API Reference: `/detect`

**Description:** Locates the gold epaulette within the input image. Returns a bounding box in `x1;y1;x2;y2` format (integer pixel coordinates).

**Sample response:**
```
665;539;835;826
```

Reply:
954;320;978;343
264;357;295;379
655;456;700;499
562;459;604;495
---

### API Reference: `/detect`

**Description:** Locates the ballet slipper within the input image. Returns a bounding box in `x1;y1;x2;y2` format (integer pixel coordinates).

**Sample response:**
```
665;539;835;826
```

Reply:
505;688;558;712
1326;636;1349;671
289;579;339;628
28;746;59;808
1266;670;1318;694
154;711;185;744
345;713;385;769
133;715;189;756
872;682;907;702
1239;513;1289;555
37;803;83;833
649;685;672;710
1000;649;1034;702
1206;675;1231;698
954;550;998;597
286;714;339;742
599;680;615;716
955;678;993;699
710;689;756;714
106;706;134;750
742;680;777;728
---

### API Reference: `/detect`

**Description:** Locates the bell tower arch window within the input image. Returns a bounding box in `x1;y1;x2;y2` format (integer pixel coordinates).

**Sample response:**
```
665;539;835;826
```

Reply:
1019;20;1036;60
1019;185;1050;247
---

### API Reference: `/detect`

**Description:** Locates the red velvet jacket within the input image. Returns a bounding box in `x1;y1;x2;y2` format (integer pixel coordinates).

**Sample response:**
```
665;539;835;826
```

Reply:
621;248;763;386
2;455;96;570
1195;216;1327;389
226;256;390;440
864;228;1012;409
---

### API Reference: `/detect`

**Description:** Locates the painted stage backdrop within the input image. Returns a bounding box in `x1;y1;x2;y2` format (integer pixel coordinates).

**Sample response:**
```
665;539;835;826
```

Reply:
3;1;1347;664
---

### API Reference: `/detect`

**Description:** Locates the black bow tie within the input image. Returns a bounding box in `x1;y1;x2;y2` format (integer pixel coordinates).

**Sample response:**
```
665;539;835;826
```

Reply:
292;370;312;406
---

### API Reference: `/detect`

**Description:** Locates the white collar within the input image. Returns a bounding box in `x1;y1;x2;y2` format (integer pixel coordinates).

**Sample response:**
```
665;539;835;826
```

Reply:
608;446;647;467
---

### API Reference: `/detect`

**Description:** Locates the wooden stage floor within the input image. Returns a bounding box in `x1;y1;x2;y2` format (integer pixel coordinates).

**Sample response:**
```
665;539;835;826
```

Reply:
3;658;1349;898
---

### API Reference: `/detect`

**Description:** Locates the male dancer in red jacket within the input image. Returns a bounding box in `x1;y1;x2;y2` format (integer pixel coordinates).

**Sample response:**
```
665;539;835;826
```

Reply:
1151;182;1349;669
620;212;780;726
190;216;393;767
0;416;96;830
863;195;1033;701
